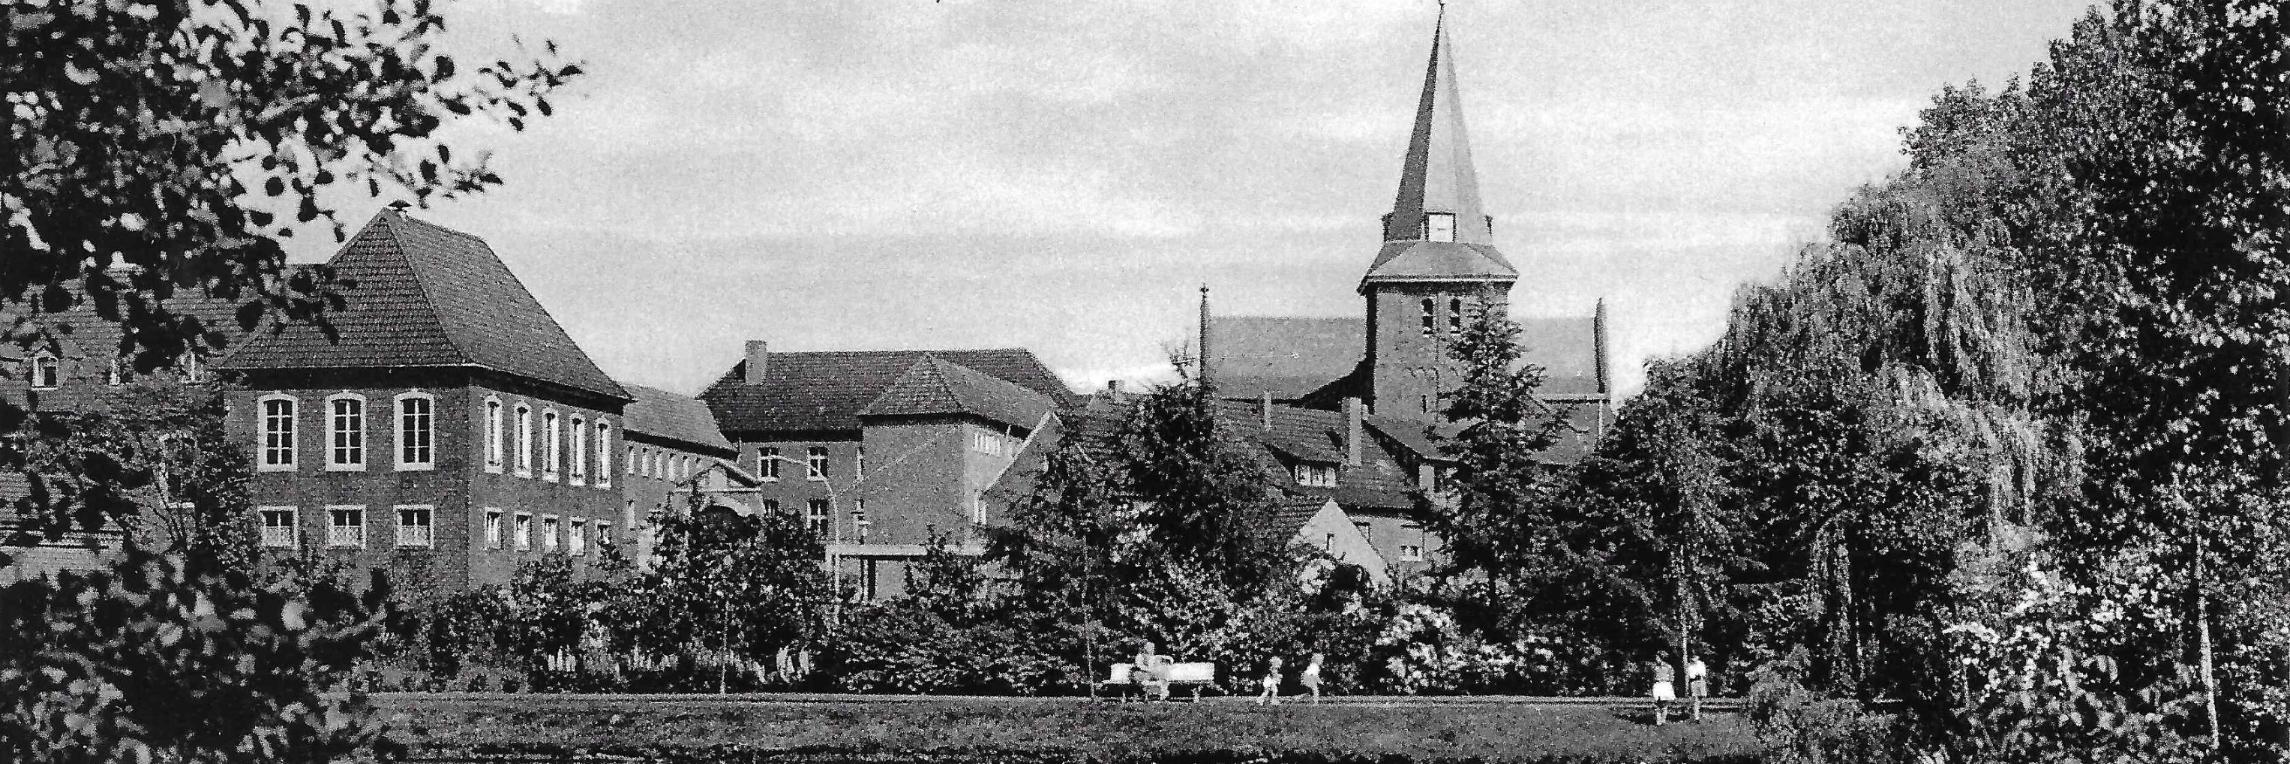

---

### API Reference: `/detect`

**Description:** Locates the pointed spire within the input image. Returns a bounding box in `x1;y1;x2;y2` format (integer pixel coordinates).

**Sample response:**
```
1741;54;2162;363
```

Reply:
1386;5;1491;245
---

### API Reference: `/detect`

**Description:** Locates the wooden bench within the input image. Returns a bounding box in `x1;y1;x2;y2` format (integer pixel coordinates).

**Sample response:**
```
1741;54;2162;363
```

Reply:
1099;658;1215;700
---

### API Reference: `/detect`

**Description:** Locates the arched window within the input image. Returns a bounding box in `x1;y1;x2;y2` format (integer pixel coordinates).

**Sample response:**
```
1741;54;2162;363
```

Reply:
396;391;436;470
1420;298;1436;336
483;396;505;473
257;394;298;471
541;409;561;481
595;420;613;488
325;393;366;470
1449;298;1464;333
514;403;534;477
569;414;588;485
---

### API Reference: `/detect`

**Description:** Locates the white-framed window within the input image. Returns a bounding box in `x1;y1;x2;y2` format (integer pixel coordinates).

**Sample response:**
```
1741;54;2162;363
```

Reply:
805;447;826;481
514;403;533;477
1401;523;1426;561
396;391;435;470
626;444;638;476
513;512;533;551
179;353;202;382
259;506;298;549
1420;297;1437;336
1294;463;1338;488
568;518;586;556
594;420;613;488
645;448;658;478
855;447;866;481
28;353;59;389
325;394;365;470
257;394;298;471
484;396;504;473
758;447;779;481
1424;211;1456;242
541;409;561;481
970;491;987;525
1449;297;1465;333
541;515;560;552
395;505;434;548
568;415;588;485
484;508;504;550
624;500;639;530
326;505;366;548
805;499;828;536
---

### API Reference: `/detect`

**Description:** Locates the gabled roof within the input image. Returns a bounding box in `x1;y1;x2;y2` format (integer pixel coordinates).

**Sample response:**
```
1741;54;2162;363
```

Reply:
701;348;1071;436
218;210;629;401
1216;400;1419;510
622;384;735;455
859;355;1056;430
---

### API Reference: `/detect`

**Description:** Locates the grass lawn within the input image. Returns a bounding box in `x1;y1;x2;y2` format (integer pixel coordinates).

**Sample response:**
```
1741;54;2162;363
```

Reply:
380;695;1763;762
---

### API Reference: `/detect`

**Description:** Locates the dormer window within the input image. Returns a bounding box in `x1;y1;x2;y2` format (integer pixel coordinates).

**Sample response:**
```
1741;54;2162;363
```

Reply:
1423;212;1456;242
1294;463;1339;488
28;354;59;389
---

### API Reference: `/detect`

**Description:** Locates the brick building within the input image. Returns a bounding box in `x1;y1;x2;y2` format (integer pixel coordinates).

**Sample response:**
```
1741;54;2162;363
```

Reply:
619;383;757;564
698;343;1071;599
217;208;635;591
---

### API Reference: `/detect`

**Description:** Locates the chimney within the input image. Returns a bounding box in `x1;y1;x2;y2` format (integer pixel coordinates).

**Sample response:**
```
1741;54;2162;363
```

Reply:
744;340;770;384
1105;379;1123;402
1342;397;1364;467
1259;390;1273;431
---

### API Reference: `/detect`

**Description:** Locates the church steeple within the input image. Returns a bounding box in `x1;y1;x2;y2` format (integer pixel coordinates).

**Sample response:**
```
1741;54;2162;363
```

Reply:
1387;6;1490;246
1362;8;1517;289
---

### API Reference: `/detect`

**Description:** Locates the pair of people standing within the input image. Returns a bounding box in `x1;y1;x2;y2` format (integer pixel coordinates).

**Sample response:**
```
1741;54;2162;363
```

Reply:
1254;652;1324;705
1649;653;1708;724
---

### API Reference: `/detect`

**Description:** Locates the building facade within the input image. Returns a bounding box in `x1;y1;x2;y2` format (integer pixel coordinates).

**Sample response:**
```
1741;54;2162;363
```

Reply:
218;208;635;590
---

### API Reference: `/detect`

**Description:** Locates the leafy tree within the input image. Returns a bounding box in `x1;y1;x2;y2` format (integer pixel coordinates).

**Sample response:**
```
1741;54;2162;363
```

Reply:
643;507;833;691
3;0;581;542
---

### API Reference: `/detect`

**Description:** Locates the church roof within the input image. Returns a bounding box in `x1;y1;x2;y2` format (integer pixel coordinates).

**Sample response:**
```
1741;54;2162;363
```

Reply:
1207;316;1365;401
218;209;630;401
1207;313;1611;401
701;348;1070;436
859;355;1056;430
621;384;735;455
1363;241;1517;283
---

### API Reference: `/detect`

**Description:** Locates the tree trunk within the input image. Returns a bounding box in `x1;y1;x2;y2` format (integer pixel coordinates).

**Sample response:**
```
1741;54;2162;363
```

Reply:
2191;517;2220;746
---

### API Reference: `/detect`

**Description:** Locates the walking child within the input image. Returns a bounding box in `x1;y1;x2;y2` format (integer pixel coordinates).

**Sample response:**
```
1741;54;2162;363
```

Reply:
1256;657;1284;705
1298;652;1324;704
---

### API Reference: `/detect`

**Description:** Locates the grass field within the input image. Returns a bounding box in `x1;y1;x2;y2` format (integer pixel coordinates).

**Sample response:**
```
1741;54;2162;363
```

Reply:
379;694;1763;762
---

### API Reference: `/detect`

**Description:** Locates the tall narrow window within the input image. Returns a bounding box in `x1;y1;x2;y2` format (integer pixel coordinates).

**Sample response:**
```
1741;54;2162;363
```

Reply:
805;499;828;537
541;515;560;552
28;354;58;389
568;518;587;556
395;506;434;548
397;393;434;470
626;444;638;476
853;504;870;545
514;403;533;476
762;499;781;514
759;447;780;481
258;395;297;471
1448;298;1464;333
568;415;587;485
485;508;504;550
327;506;365;548
541;409;560;481
513;512;532;551
597;521;614;549
805;446;826;481
327;395;365;470
484;397;504;472
104;359;123;386
855;447;866;481
594;421;613;488
1424;212;1456;242
1420;298;1436;336
259;506;298;548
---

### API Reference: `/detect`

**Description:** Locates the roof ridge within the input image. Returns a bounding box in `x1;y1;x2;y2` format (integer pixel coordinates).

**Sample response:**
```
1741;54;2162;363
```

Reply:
371;211;479;367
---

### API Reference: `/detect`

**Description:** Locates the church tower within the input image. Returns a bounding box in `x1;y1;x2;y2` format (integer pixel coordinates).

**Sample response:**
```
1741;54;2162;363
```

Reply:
1362;8;1518;420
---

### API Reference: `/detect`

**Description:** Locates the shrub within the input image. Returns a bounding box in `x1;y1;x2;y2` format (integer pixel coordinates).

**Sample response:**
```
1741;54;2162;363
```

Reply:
0;551;397;762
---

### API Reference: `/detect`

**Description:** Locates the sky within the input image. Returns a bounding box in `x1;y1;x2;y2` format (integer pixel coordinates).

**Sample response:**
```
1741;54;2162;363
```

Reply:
304;0;2102;398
